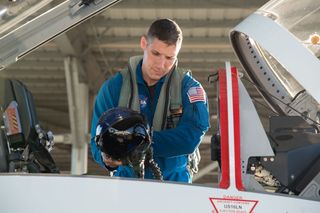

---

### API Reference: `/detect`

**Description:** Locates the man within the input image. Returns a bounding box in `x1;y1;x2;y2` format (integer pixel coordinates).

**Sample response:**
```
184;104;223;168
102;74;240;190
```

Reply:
90;18;209;183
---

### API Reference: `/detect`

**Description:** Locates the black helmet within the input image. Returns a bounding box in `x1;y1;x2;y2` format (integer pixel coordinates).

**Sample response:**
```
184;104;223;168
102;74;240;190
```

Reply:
95;107;151;160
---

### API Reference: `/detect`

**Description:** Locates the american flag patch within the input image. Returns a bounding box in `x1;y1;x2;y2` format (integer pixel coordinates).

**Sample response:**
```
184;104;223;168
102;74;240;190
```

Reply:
187;86;206;103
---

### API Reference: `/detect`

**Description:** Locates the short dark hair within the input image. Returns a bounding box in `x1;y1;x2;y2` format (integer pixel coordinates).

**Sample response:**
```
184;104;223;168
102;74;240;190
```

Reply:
146;18;183;46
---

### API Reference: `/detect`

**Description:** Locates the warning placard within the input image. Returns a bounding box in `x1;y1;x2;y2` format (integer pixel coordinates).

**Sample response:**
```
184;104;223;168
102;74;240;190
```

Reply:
3;101;22;136
209;196;258;213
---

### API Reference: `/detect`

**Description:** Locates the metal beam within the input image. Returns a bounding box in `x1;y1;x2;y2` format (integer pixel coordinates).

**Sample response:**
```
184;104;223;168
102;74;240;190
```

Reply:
83;52;109;94
54;30;91;84
24;82;66;89
36;102;69;111
55;33;81;56
22;49;238;61
8;60;64;70
27;50;63;59
53;133;91;144
0;71;65;80
92;51;239;62
10;77;66;83
96;60;242;71
33;94;68;101
94;18;243;29
32;91;67;96
37;107;70;129
23;47;238;63
38;121;69;135
88;36;231;49
113;0;268;9
64;56;89;175
53;134;72;144
92;47;235;54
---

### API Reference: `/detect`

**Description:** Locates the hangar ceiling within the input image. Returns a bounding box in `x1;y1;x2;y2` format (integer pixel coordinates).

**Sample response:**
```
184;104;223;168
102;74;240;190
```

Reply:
0;0;270;184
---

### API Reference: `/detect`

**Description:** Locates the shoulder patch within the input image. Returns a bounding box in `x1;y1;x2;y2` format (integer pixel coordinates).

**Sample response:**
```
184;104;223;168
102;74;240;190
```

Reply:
187;86;206;103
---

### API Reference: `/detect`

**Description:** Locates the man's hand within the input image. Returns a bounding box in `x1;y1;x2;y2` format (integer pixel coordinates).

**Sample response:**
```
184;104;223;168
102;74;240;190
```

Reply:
101;152;122;168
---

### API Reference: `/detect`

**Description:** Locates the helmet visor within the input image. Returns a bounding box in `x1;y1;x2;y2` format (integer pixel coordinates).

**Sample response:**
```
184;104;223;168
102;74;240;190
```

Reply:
98;123;150;160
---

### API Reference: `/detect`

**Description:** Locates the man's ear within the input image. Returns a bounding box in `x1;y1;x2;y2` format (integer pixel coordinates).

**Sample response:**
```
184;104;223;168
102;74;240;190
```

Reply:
140;35;147;50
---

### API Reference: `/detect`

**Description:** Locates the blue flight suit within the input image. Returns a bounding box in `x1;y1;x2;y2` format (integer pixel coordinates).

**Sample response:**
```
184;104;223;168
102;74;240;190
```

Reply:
90;60;209;183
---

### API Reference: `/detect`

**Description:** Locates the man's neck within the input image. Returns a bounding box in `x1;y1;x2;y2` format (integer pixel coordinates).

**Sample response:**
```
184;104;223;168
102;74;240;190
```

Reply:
141;66;157;86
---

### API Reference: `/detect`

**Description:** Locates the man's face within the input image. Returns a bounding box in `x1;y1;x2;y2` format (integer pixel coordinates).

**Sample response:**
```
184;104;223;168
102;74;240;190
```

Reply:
140;36;181;86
